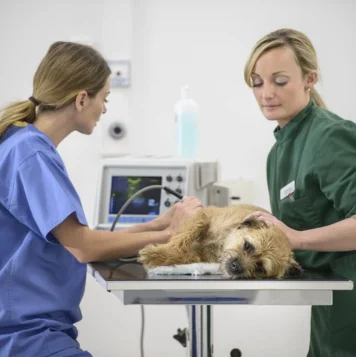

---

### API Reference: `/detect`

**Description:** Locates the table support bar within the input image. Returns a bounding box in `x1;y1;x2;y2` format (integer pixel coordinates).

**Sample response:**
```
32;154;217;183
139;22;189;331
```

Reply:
188;305;213;357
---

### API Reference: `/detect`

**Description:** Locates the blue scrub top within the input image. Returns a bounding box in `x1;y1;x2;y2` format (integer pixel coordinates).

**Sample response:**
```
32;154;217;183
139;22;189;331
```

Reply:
0;123;90;357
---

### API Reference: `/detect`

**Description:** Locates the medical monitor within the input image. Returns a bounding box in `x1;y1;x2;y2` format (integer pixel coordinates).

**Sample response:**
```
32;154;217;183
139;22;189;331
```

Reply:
109;176;162;216
94;157;219;230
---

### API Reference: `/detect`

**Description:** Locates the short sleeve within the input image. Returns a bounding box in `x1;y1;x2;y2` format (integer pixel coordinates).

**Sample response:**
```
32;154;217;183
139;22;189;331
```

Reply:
313;121;356;219
8;151;87;243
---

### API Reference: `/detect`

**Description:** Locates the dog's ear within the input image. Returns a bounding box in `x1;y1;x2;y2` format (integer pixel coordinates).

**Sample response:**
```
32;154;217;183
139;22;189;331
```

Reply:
239;217;268;230
284;258;304;278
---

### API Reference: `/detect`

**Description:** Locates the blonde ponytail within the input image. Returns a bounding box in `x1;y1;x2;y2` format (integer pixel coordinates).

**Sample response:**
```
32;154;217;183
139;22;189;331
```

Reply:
310;88;327;109
0;41;111;138
0;100;36;137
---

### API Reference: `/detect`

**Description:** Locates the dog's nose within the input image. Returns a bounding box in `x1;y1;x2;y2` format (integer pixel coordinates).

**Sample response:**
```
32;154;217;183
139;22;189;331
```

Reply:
230;260;243;274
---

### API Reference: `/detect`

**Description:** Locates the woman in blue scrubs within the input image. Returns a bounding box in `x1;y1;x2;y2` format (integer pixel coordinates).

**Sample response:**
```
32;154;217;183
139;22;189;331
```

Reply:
0;41;202;357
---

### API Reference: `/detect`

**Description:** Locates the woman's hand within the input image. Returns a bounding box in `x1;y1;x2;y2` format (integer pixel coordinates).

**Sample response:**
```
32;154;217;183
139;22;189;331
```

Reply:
154;196;203;230
244;211;303;250
152;202;179;231
155;196;203;243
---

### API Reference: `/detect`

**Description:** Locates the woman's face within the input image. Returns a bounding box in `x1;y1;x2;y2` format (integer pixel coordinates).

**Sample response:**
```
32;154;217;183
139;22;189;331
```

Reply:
75;76;110;135
251;46;314;128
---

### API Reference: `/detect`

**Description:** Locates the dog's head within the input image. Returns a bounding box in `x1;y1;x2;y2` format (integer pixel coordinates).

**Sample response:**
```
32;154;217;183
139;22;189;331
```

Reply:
219;217;302;279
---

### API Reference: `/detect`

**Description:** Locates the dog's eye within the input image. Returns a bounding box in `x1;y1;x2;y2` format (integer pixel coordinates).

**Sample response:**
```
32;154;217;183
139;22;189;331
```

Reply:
255;262;265;273
243;240;255;253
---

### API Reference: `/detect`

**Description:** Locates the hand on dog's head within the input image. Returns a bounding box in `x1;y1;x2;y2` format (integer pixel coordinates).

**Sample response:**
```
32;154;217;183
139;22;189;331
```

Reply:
240;216;269;230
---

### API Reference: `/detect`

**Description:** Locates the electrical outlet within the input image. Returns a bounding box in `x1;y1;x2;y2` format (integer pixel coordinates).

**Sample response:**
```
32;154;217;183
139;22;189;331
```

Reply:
108;59;131;88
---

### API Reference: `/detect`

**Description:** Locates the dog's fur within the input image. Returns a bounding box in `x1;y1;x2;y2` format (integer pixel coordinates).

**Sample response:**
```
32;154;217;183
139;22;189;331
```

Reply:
138;204;302;279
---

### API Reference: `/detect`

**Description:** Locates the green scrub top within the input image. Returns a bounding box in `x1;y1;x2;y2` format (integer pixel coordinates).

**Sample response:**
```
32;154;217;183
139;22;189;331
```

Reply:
267;100;356;357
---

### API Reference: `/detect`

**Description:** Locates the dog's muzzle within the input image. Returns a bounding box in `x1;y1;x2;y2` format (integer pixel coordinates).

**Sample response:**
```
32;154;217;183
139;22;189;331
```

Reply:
226;258;244;277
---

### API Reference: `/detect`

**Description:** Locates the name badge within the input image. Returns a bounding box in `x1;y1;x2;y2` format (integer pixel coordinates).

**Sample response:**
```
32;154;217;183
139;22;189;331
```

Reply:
280;180;295;200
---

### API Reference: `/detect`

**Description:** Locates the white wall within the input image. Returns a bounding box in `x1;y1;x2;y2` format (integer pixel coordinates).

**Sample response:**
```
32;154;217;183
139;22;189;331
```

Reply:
1;0;356;356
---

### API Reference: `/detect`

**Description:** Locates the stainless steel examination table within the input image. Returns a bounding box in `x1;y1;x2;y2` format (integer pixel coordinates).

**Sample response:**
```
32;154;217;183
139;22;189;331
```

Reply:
88;261;353;357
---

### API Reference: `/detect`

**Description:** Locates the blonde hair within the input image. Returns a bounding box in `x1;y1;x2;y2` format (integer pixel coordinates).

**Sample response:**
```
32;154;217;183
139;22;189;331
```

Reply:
0;41;111;137
244;28;326;109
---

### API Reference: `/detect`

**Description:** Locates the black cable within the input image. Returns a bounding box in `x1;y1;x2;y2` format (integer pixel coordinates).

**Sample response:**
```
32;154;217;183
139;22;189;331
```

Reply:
140;305;145;357
110;185;183;233
109;184;183;357
162;186;183;200
110;185;183;263
110;185;163;232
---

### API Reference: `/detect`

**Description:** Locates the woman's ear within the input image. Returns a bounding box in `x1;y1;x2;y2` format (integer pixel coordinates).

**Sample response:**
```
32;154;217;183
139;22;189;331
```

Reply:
75;91;89;112
305;71;318;90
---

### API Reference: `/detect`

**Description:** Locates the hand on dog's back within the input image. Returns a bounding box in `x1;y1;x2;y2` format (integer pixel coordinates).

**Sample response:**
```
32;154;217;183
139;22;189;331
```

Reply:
165;196;203;240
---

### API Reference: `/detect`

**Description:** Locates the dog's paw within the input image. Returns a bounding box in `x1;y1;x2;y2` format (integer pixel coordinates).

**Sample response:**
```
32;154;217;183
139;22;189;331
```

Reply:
284;259;304;278
138;244;161;268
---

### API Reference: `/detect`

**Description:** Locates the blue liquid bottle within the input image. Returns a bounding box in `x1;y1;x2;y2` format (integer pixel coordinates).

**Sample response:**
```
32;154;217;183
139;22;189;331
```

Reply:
175;85;199;159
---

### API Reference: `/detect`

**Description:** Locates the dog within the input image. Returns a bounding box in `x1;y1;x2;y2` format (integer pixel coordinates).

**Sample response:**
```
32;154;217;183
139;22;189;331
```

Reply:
138;204;302;279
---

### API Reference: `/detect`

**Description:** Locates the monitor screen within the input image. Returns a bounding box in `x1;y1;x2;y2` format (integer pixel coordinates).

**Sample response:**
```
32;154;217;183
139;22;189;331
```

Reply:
109;176;162;215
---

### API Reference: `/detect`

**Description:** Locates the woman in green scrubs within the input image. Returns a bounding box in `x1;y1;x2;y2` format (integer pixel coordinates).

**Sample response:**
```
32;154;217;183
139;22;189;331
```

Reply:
244;28;356;357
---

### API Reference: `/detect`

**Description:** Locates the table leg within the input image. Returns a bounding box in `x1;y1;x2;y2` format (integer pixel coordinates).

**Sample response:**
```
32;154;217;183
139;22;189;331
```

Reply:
188;305;213;357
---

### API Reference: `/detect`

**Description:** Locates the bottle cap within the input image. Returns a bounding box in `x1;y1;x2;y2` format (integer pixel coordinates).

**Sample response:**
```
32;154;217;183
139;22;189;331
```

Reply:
181;85;190;99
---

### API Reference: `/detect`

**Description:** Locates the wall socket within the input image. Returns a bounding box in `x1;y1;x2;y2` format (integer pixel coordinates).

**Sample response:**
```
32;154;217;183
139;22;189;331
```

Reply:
107;59;131;88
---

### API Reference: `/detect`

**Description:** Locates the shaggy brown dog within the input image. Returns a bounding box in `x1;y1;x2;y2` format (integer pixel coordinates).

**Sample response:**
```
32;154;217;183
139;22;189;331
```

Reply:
138;204;302;279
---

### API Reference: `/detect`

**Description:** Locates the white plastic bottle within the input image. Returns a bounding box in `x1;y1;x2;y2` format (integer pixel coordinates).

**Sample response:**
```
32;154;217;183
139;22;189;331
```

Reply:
174;85;199;159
